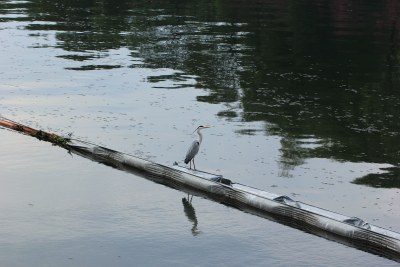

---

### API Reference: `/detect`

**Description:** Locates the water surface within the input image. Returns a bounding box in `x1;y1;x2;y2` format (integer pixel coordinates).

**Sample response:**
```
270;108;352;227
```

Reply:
1;0;400;266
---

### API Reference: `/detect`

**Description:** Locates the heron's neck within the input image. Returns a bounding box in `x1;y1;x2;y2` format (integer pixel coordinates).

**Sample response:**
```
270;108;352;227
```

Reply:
197;129;203;144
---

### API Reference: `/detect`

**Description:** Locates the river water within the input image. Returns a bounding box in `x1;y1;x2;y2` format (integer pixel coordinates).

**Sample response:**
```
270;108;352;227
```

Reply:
1;0;399;266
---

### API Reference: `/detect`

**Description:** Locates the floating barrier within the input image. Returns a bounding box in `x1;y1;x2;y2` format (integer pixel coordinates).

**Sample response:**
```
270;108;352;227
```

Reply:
1;116;399;262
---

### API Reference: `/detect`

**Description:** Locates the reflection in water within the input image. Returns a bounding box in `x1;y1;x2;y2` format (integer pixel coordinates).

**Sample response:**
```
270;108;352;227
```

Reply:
1;0;400;187
353;167;400;188
278;136;307;177
182;195;201;236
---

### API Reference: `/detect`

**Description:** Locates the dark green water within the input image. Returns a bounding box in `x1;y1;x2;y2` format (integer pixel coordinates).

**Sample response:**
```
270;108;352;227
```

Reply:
1;0;400;266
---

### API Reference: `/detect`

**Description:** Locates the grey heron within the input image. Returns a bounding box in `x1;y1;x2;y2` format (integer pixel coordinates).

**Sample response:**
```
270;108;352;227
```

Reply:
184;125;211;169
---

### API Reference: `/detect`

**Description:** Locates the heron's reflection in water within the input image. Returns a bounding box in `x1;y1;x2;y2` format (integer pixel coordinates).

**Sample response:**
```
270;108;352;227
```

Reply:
182;194;201;236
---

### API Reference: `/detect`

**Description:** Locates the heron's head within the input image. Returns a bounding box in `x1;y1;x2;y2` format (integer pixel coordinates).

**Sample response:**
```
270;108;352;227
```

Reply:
193;125;211;133
198;125;211;129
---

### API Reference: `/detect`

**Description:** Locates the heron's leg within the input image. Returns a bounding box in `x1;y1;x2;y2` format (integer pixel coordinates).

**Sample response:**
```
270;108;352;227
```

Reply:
193;158;196;170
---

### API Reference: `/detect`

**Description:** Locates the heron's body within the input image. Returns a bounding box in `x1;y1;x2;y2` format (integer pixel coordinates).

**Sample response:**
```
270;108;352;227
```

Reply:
184;140;200;164
184;125;210;169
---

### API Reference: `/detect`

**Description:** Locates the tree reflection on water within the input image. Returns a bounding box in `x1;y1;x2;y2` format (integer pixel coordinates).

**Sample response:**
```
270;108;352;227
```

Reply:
3;0;399;187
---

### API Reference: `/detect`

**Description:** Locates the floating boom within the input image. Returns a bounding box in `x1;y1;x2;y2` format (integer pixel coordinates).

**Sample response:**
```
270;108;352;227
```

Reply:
1;116;399;262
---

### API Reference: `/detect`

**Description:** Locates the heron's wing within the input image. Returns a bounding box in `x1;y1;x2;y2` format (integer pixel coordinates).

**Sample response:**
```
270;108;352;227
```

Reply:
184;140;200;163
